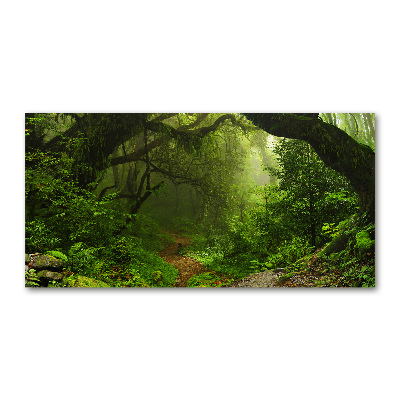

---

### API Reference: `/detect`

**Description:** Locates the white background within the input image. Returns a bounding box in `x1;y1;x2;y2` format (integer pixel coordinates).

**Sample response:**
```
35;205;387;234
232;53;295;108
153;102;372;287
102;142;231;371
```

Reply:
1;1;398;399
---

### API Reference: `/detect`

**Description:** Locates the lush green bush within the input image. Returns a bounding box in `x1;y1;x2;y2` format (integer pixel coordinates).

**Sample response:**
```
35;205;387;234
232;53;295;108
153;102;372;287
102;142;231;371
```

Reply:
61;236;178;287
45;250;69;263
25;269;41;287
95;265;149;288
341;262;375;287
355;229;375;257
186;272;234;287
104;236;178;287
25;220;62;254
269;237;313;270
191;249;261;280
25;117;175;287
313;222;375;287
67;242;104;275
26;153;125;250
317;192;359;227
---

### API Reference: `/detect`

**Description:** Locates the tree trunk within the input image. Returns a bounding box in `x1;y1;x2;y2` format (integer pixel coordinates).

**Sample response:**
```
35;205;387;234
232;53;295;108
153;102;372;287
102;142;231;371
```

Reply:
307;145;316;248
243;113;375;222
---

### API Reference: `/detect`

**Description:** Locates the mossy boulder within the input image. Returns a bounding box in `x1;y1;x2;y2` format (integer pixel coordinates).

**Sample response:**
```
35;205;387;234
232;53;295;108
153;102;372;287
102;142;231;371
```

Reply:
36;270;64;286
31;254;64;272
73;275;110;287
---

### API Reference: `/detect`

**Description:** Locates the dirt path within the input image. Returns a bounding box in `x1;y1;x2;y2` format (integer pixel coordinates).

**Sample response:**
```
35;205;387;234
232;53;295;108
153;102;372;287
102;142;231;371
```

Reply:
159;233;208;287
159;232;321;288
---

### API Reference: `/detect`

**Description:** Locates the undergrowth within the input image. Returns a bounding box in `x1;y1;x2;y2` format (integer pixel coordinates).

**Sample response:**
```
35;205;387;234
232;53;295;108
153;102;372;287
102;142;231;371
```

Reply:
60;236;178;287
185;217;375;288
186;272;234;288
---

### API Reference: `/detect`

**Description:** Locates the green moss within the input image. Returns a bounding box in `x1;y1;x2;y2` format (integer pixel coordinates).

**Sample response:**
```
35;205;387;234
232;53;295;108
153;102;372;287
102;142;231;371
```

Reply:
152;270;163;283
72;275;110;287
45;250;68;262
320;231;352;257
34;254;65;269
355;230;374;256
186;272;233;287
278;271;296;283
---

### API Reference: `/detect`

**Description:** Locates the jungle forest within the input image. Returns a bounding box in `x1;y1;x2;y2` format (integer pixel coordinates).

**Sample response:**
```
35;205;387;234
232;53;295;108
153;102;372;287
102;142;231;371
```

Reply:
25;112;375;288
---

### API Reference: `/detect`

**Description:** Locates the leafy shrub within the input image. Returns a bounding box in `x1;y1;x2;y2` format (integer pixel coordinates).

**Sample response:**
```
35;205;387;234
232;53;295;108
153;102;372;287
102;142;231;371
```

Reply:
195;252;262;280
357;264;375;287
340;261;375;287
26;140;127;251
110;237;136;264
45;250;69;263
267;237;313;271
321;222;340;239
104;236;178;287
186;272;233;287
355;229;374;257
61;235;179;287
226;219;254;254
25;220;61;253
152;270;163;283
42;189;127;249
25;269;41;287
68;242;104;275
96;266;149;287
130;252;178;287
317;192;359;228
315;221;375;287
70;275;110;287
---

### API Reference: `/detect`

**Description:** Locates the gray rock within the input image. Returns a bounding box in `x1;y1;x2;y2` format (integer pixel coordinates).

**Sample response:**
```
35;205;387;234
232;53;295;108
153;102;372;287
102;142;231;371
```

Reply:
30;254;64;272
235;270;278;287
273;268;286;274
37;270;64;286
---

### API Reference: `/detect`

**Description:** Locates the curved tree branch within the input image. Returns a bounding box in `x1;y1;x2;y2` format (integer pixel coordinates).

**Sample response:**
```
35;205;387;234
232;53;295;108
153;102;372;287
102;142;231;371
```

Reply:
243;113;375;218
176;113;210;130
349;113;359;136
110;137;166;166
145;113;236;142
110;114;238;168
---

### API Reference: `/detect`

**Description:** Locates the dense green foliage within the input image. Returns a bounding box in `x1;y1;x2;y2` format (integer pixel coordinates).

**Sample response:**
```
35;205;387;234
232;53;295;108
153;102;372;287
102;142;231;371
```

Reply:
25;114;178;287
25;112;375;288
64;236;178;287
264;138;358;248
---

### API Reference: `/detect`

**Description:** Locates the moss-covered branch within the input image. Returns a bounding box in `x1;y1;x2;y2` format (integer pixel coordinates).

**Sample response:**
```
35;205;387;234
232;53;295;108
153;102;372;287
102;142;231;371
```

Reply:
243;113;375;219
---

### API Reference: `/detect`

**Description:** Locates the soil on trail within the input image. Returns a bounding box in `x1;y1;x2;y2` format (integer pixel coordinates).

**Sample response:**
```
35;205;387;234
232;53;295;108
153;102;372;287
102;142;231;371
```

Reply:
159;233;208;287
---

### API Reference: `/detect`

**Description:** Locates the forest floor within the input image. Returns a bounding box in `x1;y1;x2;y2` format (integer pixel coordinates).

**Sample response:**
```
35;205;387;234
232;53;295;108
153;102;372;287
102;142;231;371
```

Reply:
159;233;329;288
159;233;210;287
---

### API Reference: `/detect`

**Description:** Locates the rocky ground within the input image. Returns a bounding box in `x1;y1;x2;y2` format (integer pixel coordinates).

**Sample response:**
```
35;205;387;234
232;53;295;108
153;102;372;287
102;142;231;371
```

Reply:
231;269;327;287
